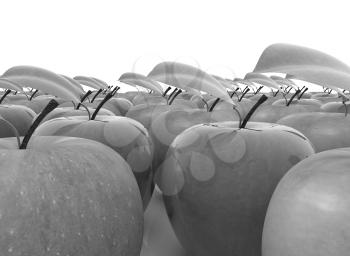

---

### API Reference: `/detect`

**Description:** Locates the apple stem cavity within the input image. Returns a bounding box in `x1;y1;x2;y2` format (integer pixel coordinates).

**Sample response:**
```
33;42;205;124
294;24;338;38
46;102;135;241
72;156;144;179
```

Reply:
0;118;21;148
19;99;59;150
90;91;115;120
90;89;103;103
298;87;309;100
80;90;93;103
239;88;250;102
240;94;268;129
286;89;301;106
29;89;39;101
209;98;221;112
168;89;182;105
0;89;12;104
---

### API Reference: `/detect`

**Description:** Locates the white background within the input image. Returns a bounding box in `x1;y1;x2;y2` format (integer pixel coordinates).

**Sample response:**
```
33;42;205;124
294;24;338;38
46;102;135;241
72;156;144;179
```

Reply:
0;0;349;91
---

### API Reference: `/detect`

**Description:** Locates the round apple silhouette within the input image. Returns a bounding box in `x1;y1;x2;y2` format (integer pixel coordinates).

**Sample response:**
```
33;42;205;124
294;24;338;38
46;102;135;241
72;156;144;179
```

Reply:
262;147;350;256
156;120;315;256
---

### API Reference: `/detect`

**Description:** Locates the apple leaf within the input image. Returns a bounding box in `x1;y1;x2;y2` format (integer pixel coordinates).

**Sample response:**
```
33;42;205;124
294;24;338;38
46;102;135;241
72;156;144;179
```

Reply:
119;72;164;95
234;78;257;90
74;76;108;90
254;43;350;74
2;66;82;102
212;75;238;91
283;67;350;99
90;77;109;88
61;75;85;93
270;76;298;89
0;78;24;91
244;72;280;90
148;62;234;104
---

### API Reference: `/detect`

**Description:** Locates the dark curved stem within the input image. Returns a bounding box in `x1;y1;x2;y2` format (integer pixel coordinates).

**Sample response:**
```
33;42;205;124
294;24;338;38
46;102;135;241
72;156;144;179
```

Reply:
162;86;172;97
90;92;114;120
209;98;221;112
255;86;264;95
230;88;239;98
20;99;59;149
298;87;308;100
167;88;178;101
328;89;333;94
0;89;12;104
286;87;293;94
168;89;182;105
29;89;39;101
78;103;91;120
240;94;268;129
239;88;250;102
286;89;301;106
90;89;103;103
273;90;279;97
80;90;93;103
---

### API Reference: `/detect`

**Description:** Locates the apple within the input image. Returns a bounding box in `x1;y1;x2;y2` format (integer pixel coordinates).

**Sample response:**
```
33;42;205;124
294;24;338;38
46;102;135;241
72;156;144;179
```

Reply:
141;187;187;256
0;99;144;255
34;111;154;209
262;147;350;256
0;104;36;137
277;112;350;152
156;119;315;256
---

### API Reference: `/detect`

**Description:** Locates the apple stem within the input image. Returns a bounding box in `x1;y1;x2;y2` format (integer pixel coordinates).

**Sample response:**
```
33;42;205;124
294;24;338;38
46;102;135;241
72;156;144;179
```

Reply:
239;88;250;102
80;90;93;103
167;88;178;103
298;87;308;100
90;91;115;120
168;89;182;105
328;89;333;94
240;94;268;129
19;99;59;150
202;98;210;111
230;88;240;99
233;106;243;127
342;101;349;117
0;118;21;148
209;98;221;112
273;90;279;97
78;103;91;120
286;89;301;106
90;89;103;103
286;87;293;94
254;86;264;95
162;86;172;97
0;89;12;104
29;89;39;101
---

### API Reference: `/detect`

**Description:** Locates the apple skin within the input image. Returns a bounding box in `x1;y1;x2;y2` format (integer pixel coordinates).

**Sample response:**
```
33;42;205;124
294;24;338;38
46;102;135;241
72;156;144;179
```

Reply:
0;105;36;137
125;103;190;130
262;147;350;256
0;136;143;256
40;106;115;123
277;112;350;152
156;121;315;256
150;108;240;173
250;104;320;123
141;187;187;256
320;101;348;113
33;115;154;209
